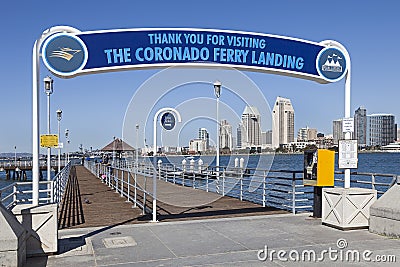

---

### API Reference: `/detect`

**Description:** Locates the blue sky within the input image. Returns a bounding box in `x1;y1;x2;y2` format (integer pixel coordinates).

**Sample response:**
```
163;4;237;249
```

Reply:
1;0;399;153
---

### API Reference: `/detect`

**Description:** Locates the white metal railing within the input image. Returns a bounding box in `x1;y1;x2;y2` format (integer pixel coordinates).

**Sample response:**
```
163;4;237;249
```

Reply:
0;159;61;168
0;161;72;209
85;158;400;217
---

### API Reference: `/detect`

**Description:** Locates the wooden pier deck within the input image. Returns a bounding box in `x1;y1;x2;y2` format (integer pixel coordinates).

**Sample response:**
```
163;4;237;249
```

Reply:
58;165;287;229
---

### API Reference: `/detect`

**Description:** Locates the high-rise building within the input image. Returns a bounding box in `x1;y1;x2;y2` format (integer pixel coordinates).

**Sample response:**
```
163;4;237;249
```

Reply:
367;114;396;146
332;119;344;145
354;106;367;147
236;123;243;148
241;106;261;148
272;96;295;148
198;128;209;149
219;120;232;150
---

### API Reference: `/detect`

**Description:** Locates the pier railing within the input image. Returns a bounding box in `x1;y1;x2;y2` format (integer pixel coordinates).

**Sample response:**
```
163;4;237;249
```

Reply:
0;161;72;209
85;158;400;216
85;160;310;214
0;159;62;168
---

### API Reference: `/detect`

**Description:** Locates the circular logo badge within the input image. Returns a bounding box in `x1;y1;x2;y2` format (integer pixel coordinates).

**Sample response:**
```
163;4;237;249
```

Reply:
42;33;88;77
316;47;347;82
160;112;176;131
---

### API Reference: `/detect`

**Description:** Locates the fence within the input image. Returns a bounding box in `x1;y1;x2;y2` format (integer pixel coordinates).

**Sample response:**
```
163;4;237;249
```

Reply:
86;158;400;216
0;161;72;209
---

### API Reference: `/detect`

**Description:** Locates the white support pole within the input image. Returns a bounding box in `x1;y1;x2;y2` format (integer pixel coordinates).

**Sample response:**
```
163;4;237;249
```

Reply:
216;97;220;177
47;93;51;185
344;68;351;189
152;108;181;222
32;40;40;206
32;26;81;206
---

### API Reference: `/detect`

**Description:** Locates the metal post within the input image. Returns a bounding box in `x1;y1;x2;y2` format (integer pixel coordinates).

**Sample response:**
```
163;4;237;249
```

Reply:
292;172;296;215
121;170;124;197
134;124;139;207
47;91;51;185
214;81;221;181
14;146;16;167
344;70;351;189
32;40;40;206
57;110;62;174
263;170;266;207
152;156;157;222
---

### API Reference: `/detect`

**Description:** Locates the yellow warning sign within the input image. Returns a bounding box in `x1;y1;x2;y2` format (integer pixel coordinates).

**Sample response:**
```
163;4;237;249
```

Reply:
40;134;59;148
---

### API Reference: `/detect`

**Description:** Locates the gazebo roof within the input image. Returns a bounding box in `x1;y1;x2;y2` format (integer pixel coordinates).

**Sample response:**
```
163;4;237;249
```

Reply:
101;138;135;152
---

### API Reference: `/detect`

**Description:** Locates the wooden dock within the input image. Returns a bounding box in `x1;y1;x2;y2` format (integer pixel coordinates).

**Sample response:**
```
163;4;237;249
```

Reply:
58;166;287;229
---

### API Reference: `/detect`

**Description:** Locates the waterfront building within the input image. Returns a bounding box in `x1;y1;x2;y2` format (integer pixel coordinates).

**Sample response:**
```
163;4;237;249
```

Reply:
241;106;261;148
297;127;317;141
332;119;344;145
354;106;367;147
272;96;295;148
262;130;272;145
219;120;233;150
198;128;209;149
189;139;207;153
367;114;396;147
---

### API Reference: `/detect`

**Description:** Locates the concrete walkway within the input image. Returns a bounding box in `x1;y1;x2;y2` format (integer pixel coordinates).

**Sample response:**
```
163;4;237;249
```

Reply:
27;213;400;266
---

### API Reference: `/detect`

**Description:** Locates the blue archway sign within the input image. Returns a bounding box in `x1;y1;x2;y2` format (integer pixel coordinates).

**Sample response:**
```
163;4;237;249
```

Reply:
42;27;348;83
31;26;352;208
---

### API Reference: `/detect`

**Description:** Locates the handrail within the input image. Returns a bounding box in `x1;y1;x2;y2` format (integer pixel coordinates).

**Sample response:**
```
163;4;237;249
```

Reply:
83;158;398;217
0;161;73;209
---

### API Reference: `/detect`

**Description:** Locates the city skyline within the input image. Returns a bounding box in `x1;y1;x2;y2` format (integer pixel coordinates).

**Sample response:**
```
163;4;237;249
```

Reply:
1;1;399;153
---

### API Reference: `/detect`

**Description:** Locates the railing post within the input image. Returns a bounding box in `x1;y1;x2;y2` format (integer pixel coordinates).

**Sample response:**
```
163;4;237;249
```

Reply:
50;181;54;203
173;165;176;184
127;170;131;202
222;169;225;196
13;184;17;206
371;174;376;190
115;169;119;193
240;173;243;201
158;160;162;181
206;169;209;192
121;170;124;197
263;170;266;207
292;172;296;215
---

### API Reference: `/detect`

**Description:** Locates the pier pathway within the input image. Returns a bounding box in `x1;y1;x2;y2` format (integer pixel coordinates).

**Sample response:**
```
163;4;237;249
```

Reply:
58;166;286;229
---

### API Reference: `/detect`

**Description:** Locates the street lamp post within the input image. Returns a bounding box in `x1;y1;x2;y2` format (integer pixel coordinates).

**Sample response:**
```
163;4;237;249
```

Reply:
44;76;53;185
14;146;17;167
65;129;69;164
112;136;116;166
134;124;139;208
214;81;221;179
56;109;62;173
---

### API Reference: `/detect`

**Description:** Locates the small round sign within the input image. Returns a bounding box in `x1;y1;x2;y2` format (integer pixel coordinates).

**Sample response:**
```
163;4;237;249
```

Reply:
316;47;347;83
42;33;88;77
160;112;176;131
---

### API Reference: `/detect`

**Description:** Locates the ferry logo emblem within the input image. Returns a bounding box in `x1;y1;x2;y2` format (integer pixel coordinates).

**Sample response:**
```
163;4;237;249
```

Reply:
50;47;81;61
316;47;347;82
322;54;342;73
42;33;88;77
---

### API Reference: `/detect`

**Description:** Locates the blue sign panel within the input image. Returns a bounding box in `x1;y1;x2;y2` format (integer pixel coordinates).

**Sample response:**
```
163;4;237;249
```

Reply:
42;33;88;77
160;112;176;131
42;28;348;83
316;47;347;82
